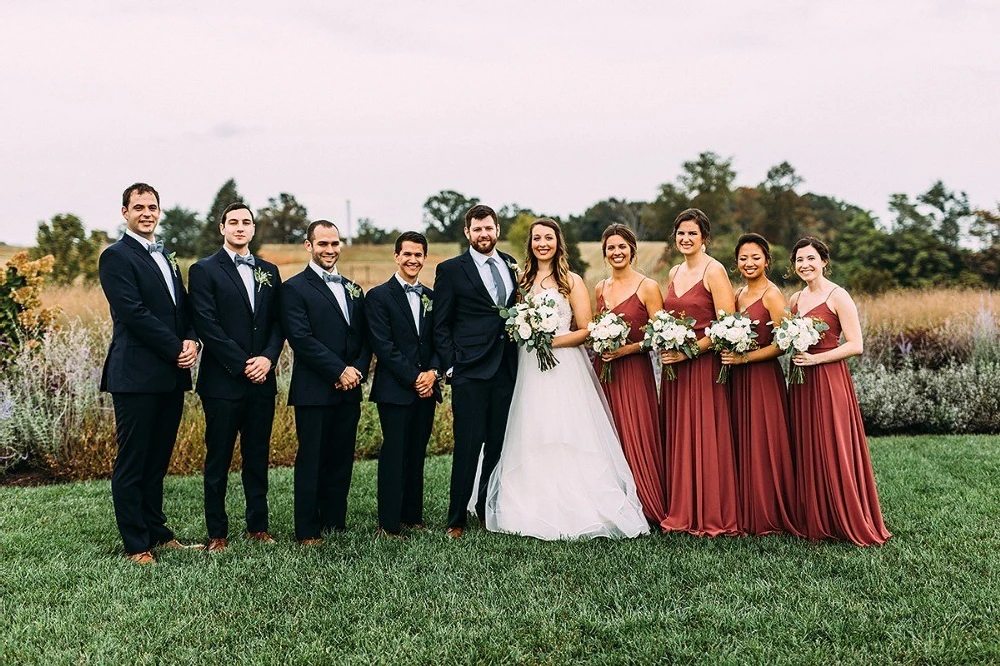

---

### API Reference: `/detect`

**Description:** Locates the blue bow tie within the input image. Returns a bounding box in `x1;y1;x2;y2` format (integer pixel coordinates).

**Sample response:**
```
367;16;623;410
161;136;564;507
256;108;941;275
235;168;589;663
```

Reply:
403;283;423;296
234;254;255;267
148;240;164;254
323;272;342;284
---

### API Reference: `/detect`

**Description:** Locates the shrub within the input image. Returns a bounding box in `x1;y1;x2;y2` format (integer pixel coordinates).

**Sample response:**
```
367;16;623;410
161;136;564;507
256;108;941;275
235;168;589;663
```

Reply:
0;252;58;367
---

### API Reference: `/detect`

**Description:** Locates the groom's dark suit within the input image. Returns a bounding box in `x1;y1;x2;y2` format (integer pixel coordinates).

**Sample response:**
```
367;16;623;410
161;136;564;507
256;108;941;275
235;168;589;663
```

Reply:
188;249;284;540
99;234;197;555
433;249;518;528
366;276;441;534
280;265;372;539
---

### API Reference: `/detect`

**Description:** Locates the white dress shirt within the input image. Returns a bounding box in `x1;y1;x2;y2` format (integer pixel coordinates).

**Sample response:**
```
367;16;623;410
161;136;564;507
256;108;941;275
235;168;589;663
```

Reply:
469;247;514;305
394;273;422;332
223;246;256;312
126;229;176;304
309;261;350;324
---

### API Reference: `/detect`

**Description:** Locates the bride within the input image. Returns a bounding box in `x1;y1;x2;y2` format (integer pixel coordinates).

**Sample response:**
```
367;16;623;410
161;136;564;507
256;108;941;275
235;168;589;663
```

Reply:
484;218;650;540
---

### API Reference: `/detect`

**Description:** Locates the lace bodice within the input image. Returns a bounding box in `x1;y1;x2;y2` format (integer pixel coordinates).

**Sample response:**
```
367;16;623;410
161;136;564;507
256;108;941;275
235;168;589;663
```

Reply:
534;288;574;335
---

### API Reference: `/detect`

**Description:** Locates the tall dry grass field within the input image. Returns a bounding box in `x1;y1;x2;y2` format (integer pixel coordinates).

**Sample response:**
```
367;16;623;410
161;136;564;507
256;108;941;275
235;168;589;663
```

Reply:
856;288;996;329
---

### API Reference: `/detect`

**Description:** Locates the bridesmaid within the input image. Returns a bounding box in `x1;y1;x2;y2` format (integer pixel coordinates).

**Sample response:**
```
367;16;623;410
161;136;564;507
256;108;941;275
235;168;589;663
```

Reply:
658;209;740;537
594;223;667;525
719;233;803;537
787;237;891;546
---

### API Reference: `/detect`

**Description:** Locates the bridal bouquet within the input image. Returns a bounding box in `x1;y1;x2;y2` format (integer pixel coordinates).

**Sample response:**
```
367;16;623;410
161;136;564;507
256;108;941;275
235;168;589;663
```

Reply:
641;310;699;382
588;311;631;383
772;313;830;384
706;310;759;384
498;290;560;371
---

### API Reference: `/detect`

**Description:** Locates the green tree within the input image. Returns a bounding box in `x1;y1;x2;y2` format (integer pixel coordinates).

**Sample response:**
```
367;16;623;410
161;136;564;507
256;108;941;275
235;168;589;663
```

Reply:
970;206;1000;249
640;182;689;241
422;190;479;248
197;179;247;257
157;207;201;258
255;193;309;245
31;213;102;285
572;198;648;241
354;218;397;245
677;151;737;235
756;162;811;249
917;181;971;247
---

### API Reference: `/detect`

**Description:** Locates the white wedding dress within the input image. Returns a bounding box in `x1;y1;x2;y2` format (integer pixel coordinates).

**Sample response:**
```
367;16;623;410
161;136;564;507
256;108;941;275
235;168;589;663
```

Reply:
485;288;650;540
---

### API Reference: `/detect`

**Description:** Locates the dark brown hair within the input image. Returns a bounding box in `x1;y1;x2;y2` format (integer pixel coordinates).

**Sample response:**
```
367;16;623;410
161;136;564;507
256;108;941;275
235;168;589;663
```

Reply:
734;233;772;268
122;182;159;208
672;208;711;244
394;230;428;254
601;223;638;264
220;202;254;226
464;204;498;228
306;219;340;242
787;236;831;278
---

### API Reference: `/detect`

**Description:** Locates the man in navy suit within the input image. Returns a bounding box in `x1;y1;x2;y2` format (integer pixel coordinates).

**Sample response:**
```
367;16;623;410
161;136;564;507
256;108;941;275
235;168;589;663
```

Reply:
432;204;518;538
280;220;372;544
366;231;441;539
99;182;201;564
188;203;285;552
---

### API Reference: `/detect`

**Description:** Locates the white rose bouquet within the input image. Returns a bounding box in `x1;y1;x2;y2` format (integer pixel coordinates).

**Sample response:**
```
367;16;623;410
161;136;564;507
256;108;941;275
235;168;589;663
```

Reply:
587;311;631;383
772;313;830;384
706;310;759;384
641;310;699;382
498;290;560;371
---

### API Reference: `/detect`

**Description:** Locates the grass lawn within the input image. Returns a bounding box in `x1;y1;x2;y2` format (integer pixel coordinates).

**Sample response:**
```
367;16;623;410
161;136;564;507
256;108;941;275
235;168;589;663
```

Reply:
1;435;998;665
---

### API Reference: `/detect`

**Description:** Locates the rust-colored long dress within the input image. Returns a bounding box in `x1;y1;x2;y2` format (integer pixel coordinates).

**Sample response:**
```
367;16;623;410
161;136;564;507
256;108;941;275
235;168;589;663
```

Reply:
730;296;803;536
789;299;891;546
659;277;740;537
594;283;667;524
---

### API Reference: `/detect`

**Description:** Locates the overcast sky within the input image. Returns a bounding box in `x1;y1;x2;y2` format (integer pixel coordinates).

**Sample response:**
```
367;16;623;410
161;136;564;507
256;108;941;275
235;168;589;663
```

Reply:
1;0;997;246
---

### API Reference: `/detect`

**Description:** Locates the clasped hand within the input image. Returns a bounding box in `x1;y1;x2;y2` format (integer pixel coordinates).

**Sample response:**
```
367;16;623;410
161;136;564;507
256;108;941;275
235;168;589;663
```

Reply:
719;350;747;366
244;356;272;384
601;346;631;363
335;366;362;391
413;370;437;399
792;352;818;367
176;340;198;369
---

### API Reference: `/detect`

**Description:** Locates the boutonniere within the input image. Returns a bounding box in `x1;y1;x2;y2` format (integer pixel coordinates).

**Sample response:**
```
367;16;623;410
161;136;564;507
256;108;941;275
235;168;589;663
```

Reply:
505;259;519;275
345;282;362;300
166;251;179;277
253;267;272;292
420;293;433;314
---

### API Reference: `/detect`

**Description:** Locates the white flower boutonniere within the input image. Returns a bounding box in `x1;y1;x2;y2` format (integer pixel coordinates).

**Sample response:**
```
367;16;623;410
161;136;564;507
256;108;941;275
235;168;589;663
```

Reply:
253;267;272;292
345;282;362;300
166;252;179;277
420;293;433;314
505;259;519;276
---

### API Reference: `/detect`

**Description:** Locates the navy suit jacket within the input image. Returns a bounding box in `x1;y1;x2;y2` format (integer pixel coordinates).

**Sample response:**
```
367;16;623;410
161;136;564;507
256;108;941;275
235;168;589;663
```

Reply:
98;235;196;393
280;267;372;407
432;249;518;383
366;277;441;405
188;249;285;399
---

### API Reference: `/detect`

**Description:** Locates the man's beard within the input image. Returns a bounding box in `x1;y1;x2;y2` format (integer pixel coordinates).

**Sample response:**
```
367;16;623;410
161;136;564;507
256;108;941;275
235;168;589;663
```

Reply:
472;237;497;254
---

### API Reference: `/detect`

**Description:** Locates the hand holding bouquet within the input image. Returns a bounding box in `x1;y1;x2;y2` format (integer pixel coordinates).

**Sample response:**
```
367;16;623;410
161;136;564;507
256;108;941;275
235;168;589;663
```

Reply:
642;310;699;381
498;290;560;372
706;310;759;384
772;313;830;384
588;311;631;382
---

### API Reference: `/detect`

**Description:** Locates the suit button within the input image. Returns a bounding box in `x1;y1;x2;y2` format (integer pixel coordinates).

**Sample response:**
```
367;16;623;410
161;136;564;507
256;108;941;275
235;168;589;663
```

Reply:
253;326;257;331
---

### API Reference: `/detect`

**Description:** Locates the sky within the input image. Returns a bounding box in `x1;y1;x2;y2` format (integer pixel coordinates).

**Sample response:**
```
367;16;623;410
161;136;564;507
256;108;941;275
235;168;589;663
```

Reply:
1;0;997;246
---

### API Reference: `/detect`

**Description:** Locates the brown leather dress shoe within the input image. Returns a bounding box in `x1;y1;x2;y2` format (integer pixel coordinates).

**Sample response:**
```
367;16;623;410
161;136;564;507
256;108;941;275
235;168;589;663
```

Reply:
445;527;464;539
207;537;228;553
297;538;323;546
245;531;277;544
375;528;407;541
126;551;156;564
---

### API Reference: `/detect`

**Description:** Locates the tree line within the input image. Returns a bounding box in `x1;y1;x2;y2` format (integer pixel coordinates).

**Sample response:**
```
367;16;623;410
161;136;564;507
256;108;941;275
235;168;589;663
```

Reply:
29;152;1000;293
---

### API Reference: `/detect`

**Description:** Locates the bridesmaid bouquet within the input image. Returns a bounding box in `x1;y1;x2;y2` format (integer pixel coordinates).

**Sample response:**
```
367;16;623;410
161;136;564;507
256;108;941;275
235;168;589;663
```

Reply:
772;314;830;384
587;311;632;383
706;310;759;384
498;291;560;371
641;310;698;382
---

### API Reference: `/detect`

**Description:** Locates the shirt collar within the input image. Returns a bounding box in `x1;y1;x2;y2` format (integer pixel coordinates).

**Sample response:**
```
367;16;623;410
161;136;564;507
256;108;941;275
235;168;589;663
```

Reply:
394;273;420;290
309;261;340;280
125;229;157;249
223;246;252;263
469;246;500;267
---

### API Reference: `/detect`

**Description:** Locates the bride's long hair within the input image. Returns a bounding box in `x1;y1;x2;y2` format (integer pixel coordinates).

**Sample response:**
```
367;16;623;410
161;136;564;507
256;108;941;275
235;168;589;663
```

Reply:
519;217;573;297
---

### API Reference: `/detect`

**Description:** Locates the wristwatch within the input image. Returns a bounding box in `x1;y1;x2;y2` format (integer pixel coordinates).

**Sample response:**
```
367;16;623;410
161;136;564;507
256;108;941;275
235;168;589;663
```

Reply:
431;369;441;381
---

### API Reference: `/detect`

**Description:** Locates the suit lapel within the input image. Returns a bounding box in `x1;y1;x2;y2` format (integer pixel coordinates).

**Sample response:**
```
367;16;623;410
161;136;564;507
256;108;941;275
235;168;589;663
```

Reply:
216;251;254;314
388;278;419;337
306;268;350;325
122;234;175;307
459;250;496;305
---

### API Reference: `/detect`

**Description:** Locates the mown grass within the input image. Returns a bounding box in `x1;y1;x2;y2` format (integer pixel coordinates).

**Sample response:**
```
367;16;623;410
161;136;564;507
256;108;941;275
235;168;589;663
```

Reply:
1;435;998;664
